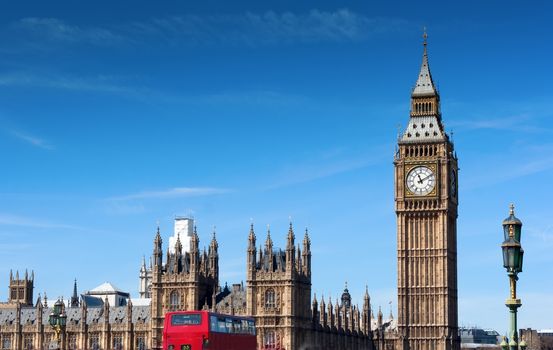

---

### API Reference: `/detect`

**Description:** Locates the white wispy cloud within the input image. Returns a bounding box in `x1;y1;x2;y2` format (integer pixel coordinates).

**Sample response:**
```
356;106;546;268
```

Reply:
0;71;308;107
264;145;389;190
9;10;409;49
109;187;232;201
449;114;550;133
9;129;54;150
133;10;408;46
13;17;125;46
0;213;81;230
463;153;553;190
0;72;140;95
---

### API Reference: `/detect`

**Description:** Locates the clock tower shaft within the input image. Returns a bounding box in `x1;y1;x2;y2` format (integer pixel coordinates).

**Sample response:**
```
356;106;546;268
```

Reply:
394;34;460;350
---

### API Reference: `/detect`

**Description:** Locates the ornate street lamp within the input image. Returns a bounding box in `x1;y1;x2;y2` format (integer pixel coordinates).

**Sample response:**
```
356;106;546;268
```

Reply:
500;204;527;350
48;298;67;349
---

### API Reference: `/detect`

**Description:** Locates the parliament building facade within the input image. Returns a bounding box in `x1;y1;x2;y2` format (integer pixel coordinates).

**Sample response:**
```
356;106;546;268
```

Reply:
0;36;459;350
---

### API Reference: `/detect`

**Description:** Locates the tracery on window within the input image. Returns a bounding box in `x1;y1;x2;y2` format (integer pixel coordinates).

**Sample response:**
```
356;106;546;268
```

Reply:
265;288;276;308
170;290;180;311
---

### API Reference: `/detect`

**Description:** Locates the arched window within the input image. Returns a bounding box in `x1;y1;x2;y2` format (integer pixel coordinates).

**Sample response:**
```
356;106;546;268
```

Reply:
265;289;275;308
264;331;276;349
170;291;180;311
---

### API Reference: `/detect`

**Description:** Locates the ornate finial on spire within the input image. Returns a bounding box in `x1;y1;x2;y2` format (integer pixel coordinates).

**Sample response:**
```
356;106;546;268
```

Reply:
510;203;515;215
423;26;428;47
345;281;348;290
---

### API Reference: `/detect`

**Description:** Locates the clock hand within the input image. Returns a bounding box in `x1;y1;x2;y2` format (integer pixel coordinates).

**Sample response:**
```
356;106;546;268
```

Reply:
420;174;433;182
417;174;423;184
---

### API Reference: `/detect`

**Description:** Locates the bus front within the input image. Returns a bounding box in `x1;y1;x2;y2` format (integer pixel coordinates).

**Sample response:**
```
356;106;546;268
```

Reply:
163;311;208;350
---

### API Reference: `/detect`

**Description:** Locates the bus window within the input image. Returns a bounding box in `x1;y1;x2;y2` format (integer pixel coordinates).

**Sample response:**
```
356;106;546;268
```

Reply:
232;319;242;334
226;318;233;333
214;316;227;333
171;313;202;326
210;315;218;331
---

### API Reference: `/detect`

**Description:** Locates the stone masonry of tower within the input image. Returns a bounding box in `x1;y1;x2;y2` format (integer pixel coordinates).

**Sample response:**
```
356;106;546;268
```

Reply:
150;225;219;349
394;33;461;350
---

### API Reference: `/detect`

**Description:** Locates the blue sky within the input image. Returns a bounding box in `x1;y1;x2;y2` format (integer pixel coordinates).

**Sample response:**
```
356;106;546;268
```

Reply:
1;0;552;334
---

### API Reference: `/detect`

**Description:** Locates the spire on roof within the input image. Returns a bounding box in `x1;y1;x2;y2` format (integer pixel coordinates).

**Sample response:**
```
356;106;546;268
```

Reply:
71;279;79;307
265;225;273;251
412;28;437;97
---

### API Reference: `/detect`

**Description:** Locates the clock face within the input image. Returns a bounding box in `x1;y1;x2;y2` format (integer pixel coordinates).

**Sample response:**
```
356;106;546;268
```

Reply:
406;166;436;196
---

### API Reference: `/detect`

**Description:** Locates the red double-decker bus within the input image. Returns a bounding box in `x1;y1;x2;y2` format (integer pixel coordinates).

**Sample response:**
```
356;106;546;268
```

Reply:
163;310;256;350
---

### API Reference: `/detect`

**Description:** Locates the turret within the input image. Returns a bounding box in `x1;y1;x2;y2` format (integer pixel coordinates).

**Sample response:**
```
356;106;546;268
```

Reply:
247;223;257;271
335;299;341;329
362;285;371;334
319;295;327;327
153;226;163;271
302;228;311;276
286;222;296;272
328;297;334;328
265;226;274;271
36;295;43;329
209;229;219;278
80;297;87;333
173;233;182;273
70;279;79;307
127;298;133;327
190;226;200;274
312;293;318;324
103;297;110;324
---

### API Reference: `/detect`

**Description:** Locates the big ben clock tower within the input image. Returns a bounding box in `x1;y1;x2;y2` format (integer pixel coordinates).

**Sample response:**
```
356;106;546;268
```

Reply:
395;33;460;350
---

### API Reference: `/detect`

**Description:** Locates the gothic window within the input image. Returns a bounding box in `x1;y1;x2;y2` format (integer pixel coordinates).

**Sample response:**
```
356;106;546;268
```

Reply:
68;333;77;350
264;331;276;349
1;334;12;350
136;333;146;350
112;334;123;350
89;333;100;350
10;289;16;300
170;290;180;311
23;334;33;350
265;289;276;309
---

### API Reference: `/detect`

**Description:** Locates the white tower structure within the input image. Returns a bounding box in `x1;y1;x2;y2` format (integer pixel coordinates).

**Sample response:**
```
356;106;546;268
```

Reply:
169;217;194;253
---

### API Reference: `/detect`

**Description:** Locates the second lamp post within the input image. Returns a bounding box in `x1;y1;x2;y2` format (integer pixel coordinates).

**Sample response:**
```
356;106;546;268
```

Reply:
500;204;527;350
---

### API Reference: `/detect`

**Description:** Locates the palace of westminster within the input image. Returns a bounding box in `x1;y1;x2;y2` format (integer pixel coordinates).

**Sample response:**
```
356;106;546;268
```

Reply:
0;35;461;350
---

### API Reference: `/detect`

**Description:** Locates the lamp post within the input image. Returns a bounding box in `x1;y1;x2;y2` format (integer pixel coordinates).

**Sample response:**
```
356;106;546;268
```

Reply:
500;204;527;350
48;298;67;350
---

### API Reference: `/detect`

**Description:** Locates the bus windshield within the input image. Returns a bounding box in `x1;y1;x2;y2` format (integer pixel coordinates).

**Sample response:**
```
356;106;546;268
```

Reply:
171;313;202;326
